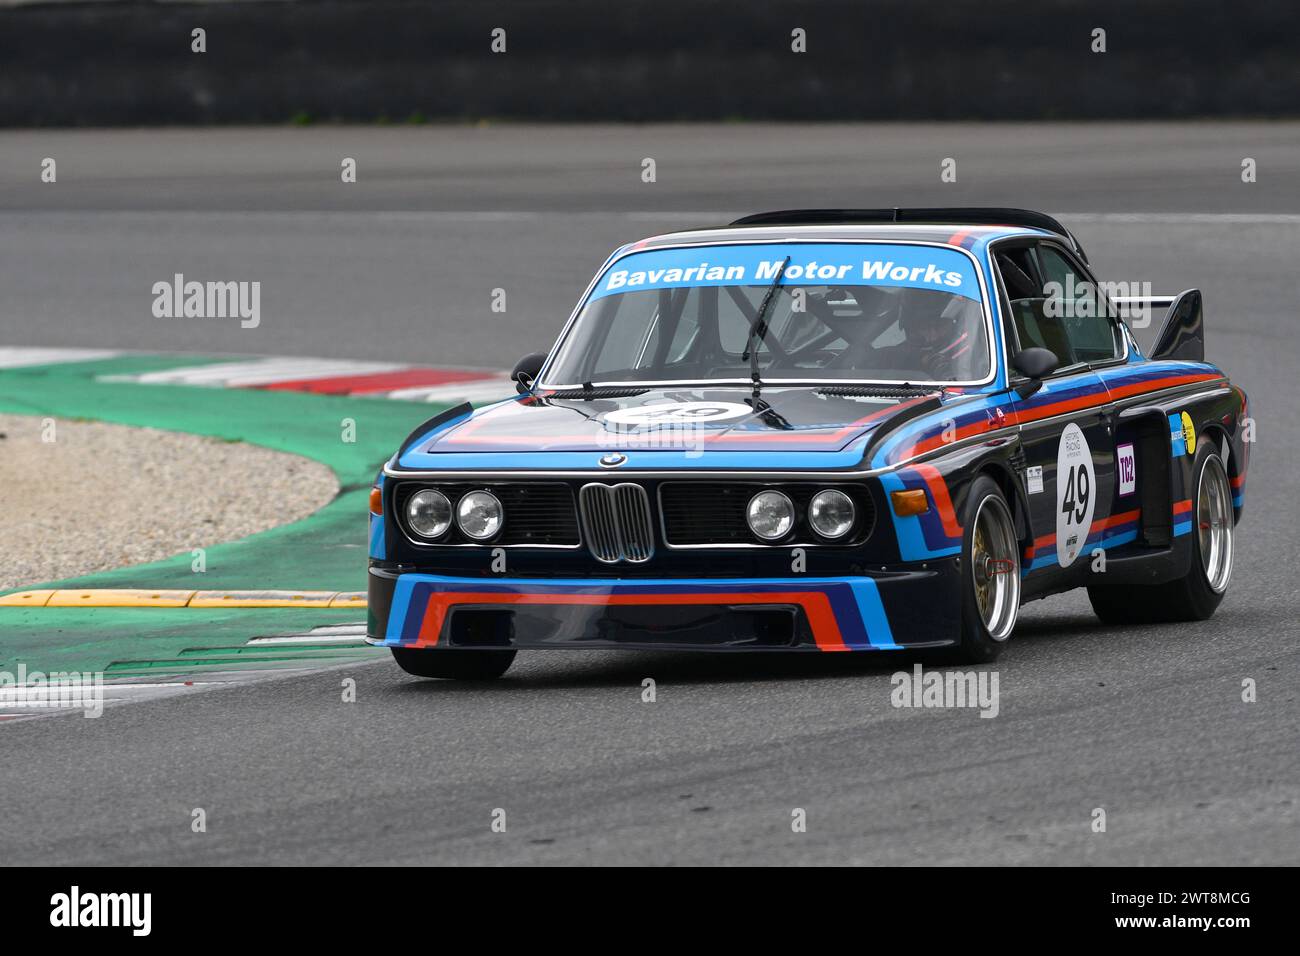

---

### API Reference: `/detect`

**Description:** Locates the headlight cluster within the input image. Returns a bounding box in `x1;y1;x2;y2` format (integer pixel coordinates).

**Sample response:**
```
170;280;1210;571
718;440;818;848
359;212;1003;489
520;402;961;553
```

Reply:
746;488;856;542
405;488;502;541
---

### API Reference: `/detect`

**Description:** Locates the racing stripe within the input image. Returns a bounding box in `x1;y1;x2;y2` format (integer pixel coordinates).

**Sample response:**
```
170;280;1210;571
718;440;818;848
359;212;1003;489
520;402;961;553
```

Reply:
912;463;964;539
413;590;848;651
1230;472;1246;508
1022;508;1142;571
383;576;905;652
874;370;1223;468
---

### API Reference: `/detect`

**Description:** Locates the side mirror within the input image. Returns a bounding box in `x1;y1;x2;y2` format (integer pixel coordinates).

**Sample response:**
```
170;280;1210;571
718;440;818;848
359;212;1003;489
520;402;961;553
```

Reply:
512;352;547;394
1010;347;1059;399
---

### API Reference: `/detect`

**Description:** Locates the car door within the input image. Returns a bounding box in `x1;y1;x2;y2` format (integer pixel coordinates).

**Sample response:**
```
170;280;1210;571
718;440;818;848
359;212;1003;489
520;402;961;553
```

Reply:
994;240;1115;585
1035;241;1133;559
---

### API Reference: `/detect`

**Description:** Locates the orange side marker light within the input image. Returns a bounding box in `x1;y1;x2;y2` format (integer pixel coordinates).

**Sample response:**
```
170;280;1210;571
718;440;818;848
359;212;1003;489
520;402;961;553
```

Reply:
891;489;930;516
369;487;383;515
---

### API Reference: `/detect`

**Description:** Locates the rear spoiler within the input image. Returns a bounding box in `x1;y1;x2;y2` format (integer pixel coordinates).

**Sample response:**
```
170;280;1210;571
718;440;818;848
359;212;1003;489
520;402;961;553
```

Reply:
1110;289;1204;362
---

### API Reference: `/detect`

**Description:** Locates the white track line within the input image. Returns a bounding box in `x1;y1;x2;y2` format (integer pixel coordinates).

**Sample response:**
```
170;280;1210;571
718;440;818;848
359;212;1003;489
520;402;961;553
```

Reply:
0;679;218;720
102;354;511;402
387;378;514;404
125;357;407;387
248;634;367;646
0;347;119;368
248;623;368;646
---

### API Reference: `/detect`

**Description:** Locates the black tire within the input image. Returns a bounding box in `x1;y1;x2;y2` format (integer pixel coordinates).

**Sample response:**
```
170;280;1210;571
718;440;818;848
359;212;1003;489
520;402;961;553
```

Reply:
953;475;1022;663
1087;444;1232;625
390;647;516;680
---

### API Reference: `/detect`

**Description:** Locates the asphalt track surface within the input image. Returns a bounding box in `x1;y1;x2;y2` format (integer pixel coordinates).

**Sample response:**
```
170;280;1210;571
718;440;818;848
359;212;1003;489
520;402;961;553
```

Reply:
1;124;1298;865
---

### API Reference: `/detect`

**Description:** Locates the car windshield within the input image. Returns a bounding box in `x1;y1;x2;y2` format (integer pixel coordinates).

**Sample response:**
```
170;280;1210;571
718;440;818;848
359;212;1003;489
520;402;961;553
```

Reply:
544;242;991;386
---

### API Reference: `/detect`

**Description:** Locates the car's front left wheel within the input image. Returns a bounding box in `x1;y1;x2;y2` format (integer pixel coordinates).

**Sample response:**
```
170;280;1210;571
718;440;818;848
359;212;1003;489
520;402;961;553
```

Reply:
955;475;1021;662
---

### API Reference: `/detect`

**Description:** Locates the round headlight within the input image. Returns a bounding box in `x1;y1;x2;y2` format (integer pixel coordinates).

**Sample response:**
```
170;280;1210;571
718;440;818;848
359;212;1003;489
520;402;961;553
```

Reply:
809;489;855;539
747;490;794;541
406;489;451;539
456;490;503;540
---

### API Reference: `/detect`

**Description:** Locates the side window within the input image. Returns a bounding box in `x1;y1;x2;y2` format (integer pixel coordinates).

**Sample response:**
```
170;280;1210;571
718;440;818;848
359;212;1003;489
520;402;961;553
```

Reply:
996;246;1076;368
1037;246;1122;363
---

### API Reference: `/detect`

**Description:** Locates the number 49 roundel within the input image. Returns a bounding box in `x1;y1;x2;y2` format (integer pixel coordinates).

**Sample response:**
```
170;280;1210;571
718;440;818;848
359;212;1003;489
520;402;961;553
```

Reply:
1055;423;1097;567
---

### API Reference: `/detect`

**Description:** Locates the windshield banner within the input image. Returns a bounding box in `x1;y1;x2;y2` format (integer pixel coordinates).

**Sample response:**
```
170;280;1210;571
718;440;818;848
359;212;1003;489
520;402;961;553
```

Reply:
590;242;981;302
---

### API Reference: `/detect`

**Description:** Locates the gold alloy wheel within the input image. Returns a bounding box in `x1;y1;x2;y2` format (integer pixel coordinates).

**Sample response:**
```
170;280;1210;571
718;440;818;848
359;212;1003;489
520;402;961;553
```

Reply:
971;494;1020;640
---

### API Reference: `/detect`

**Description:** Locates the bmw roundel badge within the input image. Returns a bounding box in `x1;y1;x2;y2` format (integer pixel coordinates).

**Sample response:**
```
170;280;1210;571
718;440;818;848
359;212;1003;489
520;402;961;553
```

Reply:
599;453;627;468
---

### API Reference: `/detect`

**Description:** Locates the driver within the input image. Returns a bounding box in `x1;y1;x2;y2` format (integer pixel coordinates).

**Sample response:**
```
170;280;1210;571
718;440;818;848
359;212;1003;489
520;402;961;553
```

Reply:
898;295;974;380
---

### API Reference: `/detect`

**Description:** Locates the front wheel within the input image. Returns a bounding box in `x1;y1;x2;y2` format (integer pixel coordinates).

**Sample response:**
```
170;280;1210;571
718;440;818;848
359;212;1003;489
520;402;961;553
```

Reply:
390;646;516;680
1087;445;1234;625
955;476;1021;662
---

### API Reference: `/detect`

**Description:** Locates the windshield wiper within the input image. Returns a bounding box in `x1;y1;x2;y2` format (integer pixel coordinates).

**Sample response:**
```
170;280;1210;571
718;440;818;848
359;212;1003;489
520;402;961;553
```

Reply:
745;395;794;430
742;255;790;397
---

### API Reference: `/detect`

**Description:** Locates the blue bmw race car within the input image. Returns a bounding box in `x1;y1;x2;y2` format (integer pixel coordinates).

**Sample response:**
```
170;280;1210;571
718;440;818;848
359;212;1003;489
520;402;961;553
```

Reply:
367;208;1249;678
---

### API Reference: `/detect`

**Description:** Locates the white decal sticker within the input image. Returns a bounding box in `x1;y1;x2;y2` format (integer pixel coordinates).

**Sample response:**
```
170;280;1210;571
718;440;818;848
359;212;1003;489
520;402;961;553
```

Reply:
604;401;751;426
1117;442;1136;496
1055;423;1096;568
1026;466;1043;495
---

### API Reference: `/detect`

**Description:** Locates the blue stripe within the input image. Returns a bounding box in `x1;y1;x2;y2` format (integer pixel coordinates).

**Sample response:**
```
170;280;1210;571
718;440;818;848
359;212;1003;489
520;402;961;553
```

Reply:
878;471;961;561
848;579;899;649
386;574;422;643
1169;413;1186;457
1022;518;1141;573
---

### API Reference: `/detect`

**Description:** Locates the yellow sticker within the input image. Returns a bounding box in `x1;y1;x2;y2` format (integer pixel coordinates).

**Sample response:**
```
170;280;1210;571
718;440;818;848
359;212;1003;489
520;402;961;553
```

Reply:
1180;411;1196;455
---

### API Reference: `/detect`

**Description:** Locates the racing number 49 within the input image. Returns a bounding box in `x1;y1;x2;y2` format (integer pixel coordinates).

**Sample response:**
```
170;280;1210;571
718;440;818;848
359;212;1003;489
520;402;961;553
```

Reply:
1061;464;1090;524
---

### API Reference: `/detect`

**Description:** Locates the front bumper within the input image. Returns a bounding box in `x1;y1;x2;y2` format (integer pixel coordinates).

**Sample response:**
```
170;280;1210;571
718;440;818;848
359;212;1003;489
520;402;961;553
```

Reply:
367;564;961;652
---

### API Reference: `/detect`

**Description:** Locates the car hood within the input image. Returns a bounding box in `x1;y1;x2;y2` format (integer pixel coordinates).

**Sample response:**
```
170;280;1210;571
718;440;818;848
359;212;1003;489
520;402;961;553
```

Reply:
395;386;943;471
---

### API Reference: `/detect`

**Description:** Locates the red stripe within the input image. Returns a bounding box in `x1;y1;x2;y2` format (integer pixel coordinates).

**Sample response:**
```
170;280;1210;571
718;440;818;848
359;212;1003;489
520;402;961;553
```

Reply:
1230;474;1246;489
1031;508;1142;554
1174;499;1192;515
414;590;850;652
258;368;498;395
912;463;963;539
896;373;1223;464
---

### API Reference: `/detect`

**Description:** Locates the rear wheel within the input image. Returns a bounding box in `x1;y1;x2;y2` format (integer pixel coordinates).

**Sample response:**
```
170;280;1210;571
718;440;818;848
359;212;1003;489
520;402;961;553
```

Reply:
955;476;1021;662
1087;445;1233;625
390;647;516;680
